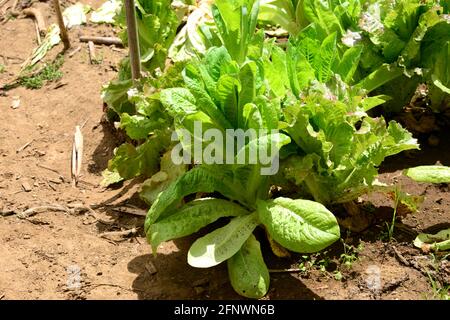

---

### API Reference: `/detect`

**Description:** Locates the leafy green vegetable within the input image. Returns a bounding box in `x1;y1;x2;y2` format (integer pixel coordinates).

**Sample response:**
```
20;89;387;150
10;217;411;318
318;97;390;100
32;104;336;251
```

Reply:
212;0;260;64
282;94;419;204
140;150;187;204
187;212;260;268
169;1;221;62
404;166;450;184
422;30;450;111
107;129;171;180
302;0;344;39
258;0;303;35
99;0;429;300
102;0;182;116
257;197;340;253
359;0;450;112
100;169;123;187
148;198;249;252
145;165;249;227
228;234;270;298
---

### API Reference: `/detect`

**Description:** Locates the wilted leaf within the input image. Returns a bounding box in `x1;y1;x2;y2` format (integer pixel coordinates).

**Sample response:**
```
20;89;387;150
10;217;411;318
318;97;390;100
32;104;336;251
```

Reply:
414;229;450;252
265;230;290;258
90;0;122;24
100;169;123;187
63;2;91;29
22;24;61;70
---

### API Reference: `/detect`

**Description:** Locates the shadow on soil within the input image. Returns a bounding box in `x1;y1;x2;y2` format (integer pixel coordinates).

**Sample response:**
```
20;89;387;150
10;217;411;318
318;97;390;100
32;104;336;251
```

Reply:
88;118;125;174
381;129;450;173
127;234;323;300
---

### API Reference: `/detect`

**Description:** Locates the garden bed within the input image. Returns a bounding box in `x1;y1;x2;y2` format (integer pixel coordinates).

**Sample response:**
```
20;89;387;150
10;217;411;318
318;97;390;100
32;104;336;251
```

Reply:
0;0;449;300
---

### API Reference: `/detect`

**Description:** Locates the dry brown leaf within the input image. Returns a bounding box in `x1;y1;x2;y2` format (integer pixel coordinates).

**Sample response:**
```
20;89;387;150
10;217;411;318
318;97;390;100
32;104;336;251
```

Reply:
71;125;84;186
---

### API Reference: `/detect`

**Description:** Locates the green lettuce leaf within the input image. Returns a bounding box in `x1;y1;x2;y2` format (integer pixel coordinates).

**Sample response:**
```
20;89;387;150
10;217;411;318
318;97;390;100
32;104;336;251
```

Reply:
257;197;340;253
187;212;260;268
404;165;450;184
228;234;270;298
148;198;249;252
108;130;171;180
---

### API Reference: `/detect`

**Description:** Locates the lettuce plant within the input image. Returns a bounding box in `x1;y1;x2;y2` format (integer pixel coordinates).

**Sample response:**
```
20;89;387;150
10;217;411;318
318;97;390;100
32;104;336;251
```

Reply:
358;0;450;112
97;0;430;299
142;1;423;298
260;0;450;113
281;93;419;205
259;0;367;37
143;47;341;297
263;25;421;205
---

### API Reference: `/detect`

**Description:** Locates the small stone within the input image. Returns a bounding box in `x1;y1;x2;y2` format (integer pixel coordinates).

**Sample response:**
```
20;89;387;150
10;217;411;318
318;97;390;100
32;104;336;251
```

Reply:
23;234;31;239
145;261;157;275
21;181;32;192
10;96;20;109
194;286;206;295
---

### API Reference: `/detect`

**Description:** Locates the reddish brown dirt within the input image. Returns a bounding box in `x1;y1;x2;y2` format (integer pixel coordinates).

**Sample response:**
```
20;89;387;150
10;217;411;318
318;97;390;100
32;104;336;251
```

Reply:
0;0;448;300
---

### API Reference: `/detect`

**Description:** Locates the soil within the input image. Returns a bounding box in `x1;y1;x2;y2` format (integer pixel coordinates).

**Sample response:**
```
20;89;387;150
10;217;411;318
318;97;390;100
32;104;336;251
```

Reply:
0;0;448;300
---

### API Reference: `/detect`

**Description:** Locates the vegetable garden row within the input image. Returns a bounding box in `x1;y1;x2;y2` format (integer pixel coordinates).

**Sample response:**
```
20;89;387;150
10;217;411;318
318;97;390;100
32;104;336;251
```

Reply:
100;0;450;298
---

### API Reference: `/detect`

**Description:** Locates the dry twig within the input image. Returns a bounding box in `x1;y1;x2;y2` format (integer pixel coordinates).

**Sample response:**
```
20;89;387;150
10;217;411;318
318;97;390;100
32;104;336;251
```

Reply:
79;36;122;46
16;139;34;153
68;45;81;58
71;126;83;187
88;41;96;64
36;162;61;175
23;8;46;36
391;245;410;266
99;228;138;239
268;268;303;273
110;205;147;217
17;204;70;219
381;274;410;293
84;283;143;293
